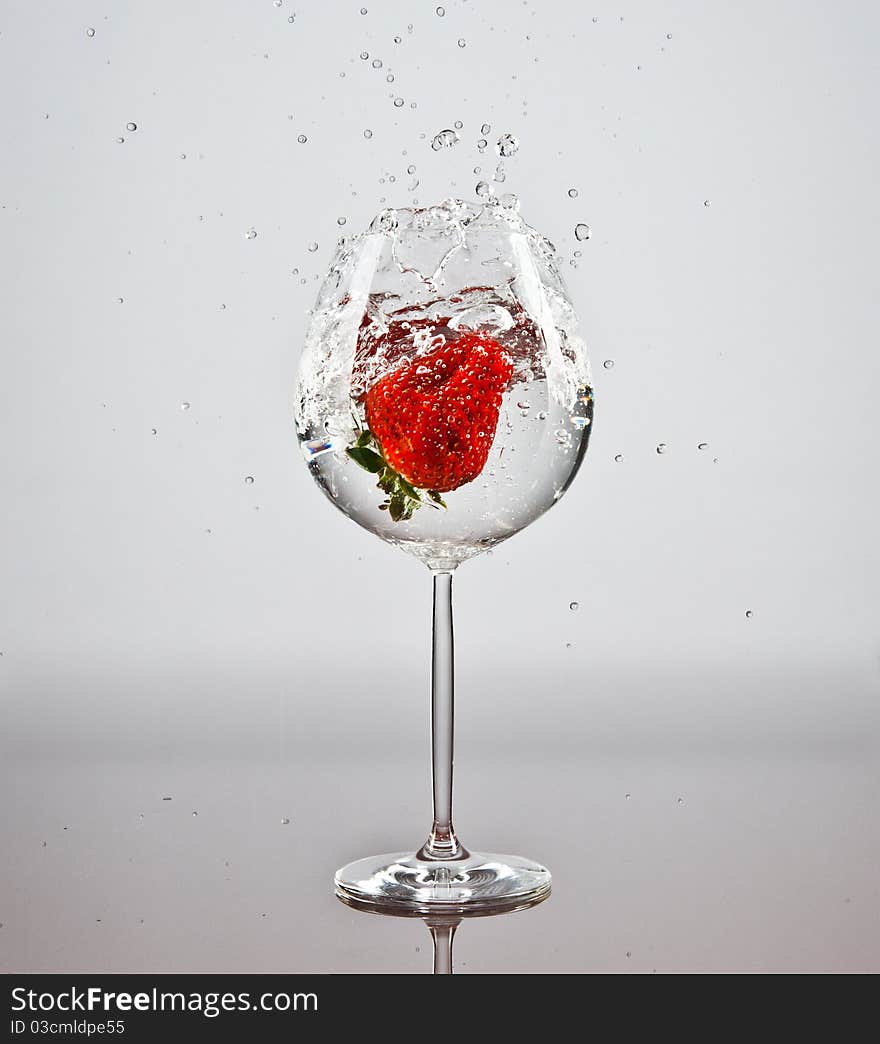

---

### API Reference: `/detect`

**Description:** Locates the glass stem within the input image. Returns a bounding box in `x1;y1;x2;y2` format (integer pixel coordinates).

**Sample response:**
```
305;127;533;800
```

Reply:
418;570;468;862
427;918;460;974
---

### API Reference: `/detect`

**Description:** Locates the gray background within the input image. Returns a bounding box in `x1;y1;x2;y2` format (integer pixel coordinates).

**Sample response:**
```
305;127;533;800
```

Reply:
1;0;878;972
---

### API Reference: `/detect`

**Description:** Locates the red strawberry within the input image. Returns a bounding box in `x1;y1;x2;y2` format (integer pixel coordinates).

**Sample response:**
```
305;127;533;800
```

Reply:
364;331;513;494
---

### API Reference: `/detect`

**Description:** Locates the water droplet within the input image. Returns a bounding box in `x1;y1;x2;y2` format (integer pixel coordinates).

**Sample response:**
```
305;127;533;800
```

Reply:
745;609;753;619
363;128;373;139
568;187;578;198
458;38;466;47
181;401;190;411
281;817;290;825
86;27;96;38
297;134;307;143
569;601;579;611
656;443;667;454
245;228;257;240
496;133;519;157
244;476;254;485
703;199;711;207
393;97;404;107
372;58;382;68
431;128;459;151
575;223;591;241
307;241;318;252
698;442;708;450
614;453;624;463
436;5;445;15
603;359;614;369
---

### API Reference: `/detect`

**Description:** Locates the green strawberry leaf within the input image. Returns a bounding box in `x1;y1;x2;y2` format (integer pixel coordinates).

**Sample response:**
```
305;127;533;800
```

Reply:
388;494;407;522
347;425;447;522
346;446;385;473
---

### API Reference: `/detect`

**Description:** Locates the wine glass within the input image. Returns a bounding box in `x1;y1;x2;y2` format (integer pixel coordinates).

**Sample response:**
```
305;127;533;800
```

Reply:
295;198;594;911
338;889;551;973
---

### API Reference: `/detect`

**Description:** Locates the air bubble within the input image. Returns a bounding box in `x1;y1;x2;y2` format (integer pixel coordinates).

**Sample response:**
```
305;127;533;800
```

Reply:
281;817;291;825
126;122;137;132
297;134;307;143
372;59;382;68
569;601;579;611
393;97;404;107
436;5;445;15
703;199;711;207
574;223;591;241
86;27;96;38
360;51;369;60
458;38;466;47
568;188;578;198
481;123;491;135
614;453;624;463
698;442;708;450
603;359;614;369
181;401;190;411
656;443;667;454
364;128;372;138
337;216;347;226
745;610;753;619
308;242;318;252
245;228;258;240
496;133;519;157
244;476;254;485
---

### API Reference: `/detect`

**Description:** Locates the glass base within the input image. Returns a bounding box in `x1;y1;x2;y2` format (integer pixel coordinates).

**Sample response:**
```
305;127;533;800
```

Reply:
335;850;551;914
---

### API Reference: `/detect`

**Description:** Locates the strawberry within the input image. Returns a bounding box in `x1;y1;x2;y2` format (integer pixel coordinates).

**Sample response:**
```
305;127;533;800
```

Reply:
346;331;513;520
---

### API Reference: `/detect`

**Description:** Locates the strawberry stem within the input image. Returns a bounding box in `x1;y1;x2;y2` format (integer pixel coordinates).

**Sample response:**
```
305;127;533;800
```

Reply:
346;427;447;520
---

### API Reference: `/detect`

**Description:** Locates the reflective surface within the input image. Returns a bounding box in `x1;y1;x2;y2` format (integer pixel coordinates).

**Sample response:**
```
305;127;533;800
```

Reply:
3;735;878;973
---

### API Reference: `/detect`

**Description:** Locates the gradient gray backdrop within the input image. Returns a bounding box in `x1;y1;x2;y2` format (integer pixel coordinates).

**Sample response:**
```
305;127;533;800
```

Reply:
1;0;878;972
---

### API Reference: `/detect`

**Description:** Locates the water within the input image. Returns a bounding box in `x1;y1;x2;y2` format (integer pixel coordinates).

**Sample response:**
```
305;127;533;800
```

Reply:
431;129;459;151
294;201;594;568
